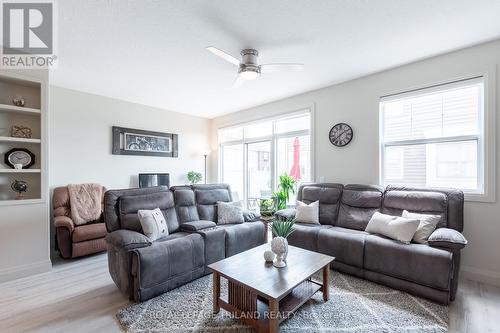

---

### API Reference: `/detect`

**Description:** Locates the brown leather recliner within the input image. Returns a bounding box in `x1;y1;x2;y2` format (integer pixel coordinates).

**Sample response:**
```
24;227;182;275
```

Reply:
53;185;107;259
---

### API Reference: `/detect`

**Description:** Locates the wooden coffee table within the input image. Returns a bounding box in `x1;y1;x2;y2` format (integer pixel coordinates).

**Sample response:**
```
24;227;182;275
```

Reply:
208;244;335;333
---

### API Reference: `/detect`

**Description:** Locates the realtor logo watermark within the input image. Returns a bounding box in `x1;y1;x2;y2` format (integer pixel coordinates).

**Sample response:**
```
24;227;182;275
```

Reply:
1;0;57;68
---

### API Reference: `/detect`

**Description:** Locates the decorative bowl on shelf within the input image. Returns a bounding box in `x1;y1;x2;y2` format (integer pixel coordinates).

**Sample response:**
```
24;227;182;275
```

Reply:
11;180;28;200
12;96;25;107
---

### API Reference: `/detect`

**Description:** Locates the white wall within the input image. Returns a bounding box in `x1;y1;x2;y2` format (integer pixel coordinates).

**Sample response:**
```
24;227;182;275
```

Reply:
49;86;211;189
211;39;500;286
49;87;211;258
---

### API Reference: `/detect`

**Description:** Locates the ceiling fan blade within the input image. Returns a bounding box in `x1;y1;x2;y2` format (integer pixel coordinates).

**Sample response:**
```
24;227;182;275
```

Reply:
233;75;245;88
206;46;240;66
260;63;304;73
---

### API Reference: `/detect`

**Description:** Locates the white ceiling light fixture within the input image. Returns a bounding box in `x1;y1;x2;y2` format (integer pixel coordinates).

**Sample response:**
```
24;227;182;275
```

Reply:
206;46;304;88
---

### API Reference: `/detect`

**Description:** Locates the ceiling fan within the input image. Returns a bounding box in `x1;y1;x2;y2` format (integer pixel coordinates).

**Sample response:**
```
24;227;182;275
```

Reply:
206;46;304;87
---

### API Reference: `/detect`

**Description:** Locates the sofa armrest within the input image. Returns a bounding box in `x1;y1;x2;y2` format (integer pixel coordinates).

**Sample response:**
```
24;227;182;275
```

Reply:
274;208;296;221
180;220;217;232
242;210;261;222
106;229;152;250
54;215;74;233
428;228;468;251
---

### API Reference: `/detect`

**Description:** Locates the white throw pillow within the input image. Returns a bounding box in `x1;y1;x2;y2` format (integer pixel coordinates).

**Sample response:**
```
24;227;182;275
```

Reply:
365;212;420;244
217;201;245;224
295;200;320;224
402;210;441;244
137;208;169;241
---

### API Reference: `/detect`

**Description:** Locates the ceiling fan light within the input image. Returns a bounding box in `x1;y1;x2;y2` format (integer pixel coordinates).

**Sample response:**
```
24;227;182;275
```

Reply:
240;70;260;80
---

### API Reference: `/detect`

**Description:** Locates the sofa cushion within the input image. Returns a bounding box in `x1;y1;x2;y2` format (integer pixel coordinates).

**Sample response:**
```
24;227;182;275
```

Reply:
286;223;332;252
180;220;217;232
195;186;232;221
119;190;179;233
154;231;193;243
173;189;200;223
72;222;107;242
131;233;205;288
364;234;453;290
217;222;265;257
385;185;464;231
297;184;343;225
382;189;448;228
318;227;367;268
274;208;296;221
104;186;168;232
337;185;383;230
106;229;151;250
242;210;261;222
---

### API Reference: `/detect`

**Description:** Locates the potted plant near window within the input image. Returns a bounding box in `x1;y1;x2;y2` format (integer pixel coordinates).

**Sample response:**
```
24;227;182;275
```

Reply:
270;217;295;268
258;198;275;217
273;173;296;210
187;171;202;185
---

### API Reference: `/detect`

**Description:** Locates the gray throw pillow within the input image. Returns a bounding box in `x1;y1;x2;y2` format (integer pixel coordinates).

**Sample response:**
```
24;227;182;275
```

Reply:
428;227;468;250
217;201;245;224
137;208;169;241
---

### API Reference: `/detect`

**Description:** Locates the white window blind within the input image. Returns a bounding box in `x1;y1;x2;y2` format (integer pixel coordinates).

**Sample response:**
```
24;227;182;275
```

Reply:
380;77;484;193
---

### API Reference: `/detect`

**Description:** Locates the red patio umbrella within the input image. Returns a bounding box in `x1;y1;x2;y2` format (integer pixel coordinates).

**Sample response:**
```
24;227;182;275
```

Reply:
289;137;301;180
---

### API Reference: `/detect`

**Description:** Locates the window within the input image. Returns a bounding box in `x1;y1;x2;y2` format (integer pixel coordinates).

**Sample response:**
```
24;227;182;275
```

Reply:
380;77;484;194
218;111;312;207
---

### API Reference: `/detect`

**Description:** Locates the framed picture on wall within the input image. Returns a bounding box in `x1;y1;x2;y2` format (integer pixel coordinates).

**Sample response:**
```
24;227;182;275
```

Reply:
112;126;178;157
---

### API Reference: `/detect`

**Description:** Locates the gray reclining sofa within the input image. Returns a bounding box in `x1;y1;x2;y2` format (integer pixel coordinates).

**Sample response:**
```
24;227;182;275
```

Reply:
104;184;265;302
276;183;467;304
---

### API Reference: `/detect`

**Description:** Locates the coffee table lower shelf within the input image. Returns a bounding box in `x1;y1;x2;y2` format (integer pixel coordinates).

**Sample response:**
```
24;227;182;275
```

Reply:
218;279;323;333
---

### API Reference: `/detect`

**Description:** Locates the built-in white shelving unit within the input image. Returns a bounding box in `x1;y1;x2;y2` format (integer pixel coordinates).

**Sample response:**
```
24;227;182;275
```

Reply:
0;71;50;283
0;73;45;202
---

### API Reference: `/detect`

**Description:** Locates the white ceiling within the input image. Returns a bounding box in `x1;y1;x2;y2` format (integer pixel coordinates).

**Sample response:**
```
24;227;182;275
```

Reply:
51;0;500;118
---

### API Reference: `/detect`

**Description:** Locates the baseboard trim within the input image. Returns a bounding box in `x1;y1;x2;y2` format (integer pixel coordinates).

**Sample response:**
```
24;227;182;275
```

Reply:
461;265;500;287
0;259;52;283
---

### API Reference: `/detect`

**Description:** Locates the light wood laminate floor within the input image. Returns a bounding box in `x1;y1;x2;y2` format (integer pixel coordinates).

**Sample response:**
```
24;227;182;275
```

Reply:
0;253;499;333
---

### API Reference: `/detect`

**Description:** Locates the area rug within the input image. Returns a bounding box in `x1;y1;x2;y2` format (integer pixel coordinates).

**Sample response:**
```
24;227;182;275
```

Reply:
117;272;448;332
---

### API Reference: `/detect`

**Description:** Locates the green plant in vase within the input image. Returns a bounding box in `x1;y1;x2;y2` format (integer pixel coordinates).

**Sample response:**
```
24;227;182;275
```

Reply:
259;198;275;216
187;171;202;185
270;217;295;268
272;173;296;210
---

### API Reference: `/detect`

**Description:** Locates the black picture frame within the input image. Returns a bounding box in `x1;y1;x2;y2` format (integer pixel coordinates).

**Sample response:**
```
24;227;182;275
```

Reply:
112;126;178;157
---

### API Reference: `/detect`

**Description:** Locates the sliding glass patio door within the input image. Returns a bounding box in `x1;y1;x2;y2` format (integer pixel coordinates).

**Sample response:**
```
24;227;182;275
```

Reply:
219;110;311;208
246;141;272;210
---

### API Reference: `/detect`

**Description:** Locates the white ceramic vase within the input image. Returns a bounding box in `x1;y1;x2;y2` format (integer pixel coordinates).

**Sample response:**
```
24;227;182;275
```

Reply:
271;236;288;268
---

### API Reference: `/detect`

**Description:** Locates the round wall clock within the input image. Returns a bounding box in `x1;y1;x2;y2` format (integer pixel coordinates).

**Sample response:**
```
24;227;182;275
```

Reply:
4;148;35;169
329;123;353;147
